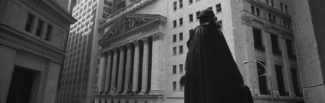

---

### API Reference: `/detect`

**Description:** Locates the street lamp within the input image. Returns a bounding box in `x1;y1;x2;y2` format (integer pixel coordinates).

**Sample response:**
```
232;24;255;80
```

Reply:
243;60;274;103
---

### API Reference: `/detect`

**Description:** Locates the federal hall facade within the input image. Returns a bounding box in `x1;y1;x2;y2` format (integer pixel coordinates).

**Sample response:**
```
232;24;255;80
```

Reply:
94;0;304;103
0;0;75;103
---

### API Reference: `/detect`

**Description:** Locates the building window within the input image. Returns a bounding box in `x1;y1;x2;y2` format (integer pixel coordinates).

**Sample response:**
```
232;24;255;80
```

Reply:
45;25;53;41
282;20;291;29
25;13;35;32
173;20;177;28
291;68;302;97
216;3;221;13
173;81;177;91
196;11;201;20
179;0;183;8
251;6;260;17
179;32;183;41
285;5;288;14
268;13;276;23
189;0;193;4
173;34;177;43
104;0;112;6
173;1;177;11
271;0;274;7
253;28;264;50
173;47;177;55
179;18;183;26
280;2;283;12
275;65;288;96
173;65;177;74
271;34;281;55
283;20;287;28
286;39;296;60
179;45;183;54
189;14;193;22
257;61;269;95
36;20;44;37
179;64;184;74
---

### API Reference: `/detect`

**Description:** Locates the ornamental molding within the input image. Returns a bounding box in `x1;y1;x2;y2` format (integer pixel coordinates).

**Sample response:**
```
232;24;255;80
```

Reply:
99;0;157;29
98;14;166;45
101;31;164;53
242;14;253;25
263;23;272;32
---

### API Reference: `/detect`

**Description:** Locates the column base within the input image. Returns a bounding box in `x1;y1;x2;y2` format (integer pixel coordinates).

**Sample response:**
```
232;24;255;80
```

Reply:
148;90;164;95
109;90;116;94
117;90;124;94
121;90;131;94
132;90;140;94
139;90;149;94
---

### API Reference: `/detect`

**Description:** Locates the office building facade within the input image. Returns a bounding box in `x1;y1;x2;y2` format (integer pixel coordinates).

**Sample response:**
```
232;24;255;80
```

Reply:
95;0;304;103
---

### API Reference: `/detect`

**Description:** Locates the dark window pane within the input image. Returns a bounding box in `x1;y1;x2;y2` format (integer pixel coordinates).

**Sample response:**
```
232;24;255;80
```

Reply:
291;68;302;97
45;25;53;41
257;61;269;95
173;34;177;42
253;28;264;50
216;3;222;13
179;32;183;41
25;13;35;32
36;20;44;37
271;34;281;55
275;65;287;96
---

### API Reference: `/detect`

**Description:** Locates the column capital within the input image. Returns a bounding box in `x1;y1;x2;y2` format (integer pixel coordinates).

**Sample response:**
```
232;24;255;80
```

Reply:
118;45;125;50
125;43;132;48
152;32;164;41
100;52;106;57
133;40;140;45
141;37;149;43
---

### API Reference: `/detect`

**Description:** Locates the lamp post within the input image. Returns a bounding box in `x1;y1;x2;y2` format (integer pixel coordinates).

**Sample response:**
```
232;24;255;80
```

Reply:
243;60;274;103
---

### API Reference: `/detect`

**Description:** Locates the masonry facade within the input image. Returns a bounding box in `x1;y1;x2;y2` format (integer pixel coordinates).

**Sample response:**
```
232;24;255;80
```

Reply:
0;0;75;103
94;0;304;103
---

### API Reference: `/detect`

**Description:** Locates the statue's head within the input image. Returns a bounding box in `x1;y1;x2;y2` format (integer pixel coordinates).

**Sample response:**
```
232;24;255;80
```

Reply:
198;9;217;24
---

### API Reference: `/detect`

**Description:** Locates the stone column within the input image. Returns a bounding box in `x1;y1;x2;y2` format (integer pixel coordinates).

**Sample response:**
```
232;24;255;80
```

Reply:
104;51;112;94
150;33;164;94
109;49;118;94
132;41;140;93
117;46;125;94
123;43;133;94
141;37;149;94
98;53;107;94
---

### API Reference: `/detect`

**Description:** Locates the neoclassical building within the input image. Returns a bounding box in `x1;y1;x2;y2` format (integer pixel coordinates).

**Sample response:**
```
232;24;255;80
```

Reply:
97;13;166;103
94;0;304;103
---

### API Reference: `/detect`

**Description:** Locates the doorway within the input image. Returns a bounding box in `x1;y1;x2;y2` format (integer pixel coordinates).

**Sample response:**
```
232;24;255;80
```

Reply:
6;66;39;103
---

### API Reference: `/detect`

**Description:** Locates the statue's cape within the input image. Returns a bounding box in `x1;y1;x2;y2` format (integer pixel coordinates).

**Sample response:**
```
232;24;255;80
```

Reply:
184;22;244;103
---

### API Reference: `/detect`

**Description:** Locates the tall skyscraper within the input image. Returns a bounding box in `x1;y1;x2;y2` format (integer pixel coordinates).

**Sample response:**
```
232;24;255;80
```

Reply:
56;0;131;103
95;0;304;103
0;0;75;103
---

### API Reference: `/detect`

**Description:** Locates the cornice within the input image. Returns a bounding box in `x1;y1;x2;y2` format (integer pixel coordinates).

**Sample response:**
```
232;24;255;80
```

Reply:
247;0;291;20
99;0;157;30
42;0;77;23
241;12;293;38
98;14;166;45
0;24;65;63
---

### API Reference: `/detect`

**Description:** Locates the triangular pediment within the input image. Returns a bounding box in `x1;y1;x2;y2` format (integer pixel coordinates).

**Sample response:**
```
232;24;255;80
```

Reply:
98;14;166;45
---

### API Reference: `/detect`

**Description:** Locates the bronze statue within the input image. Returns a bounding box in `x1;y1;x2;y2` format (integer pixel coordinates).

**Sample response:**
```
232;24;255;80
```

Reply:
180;9;253;103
